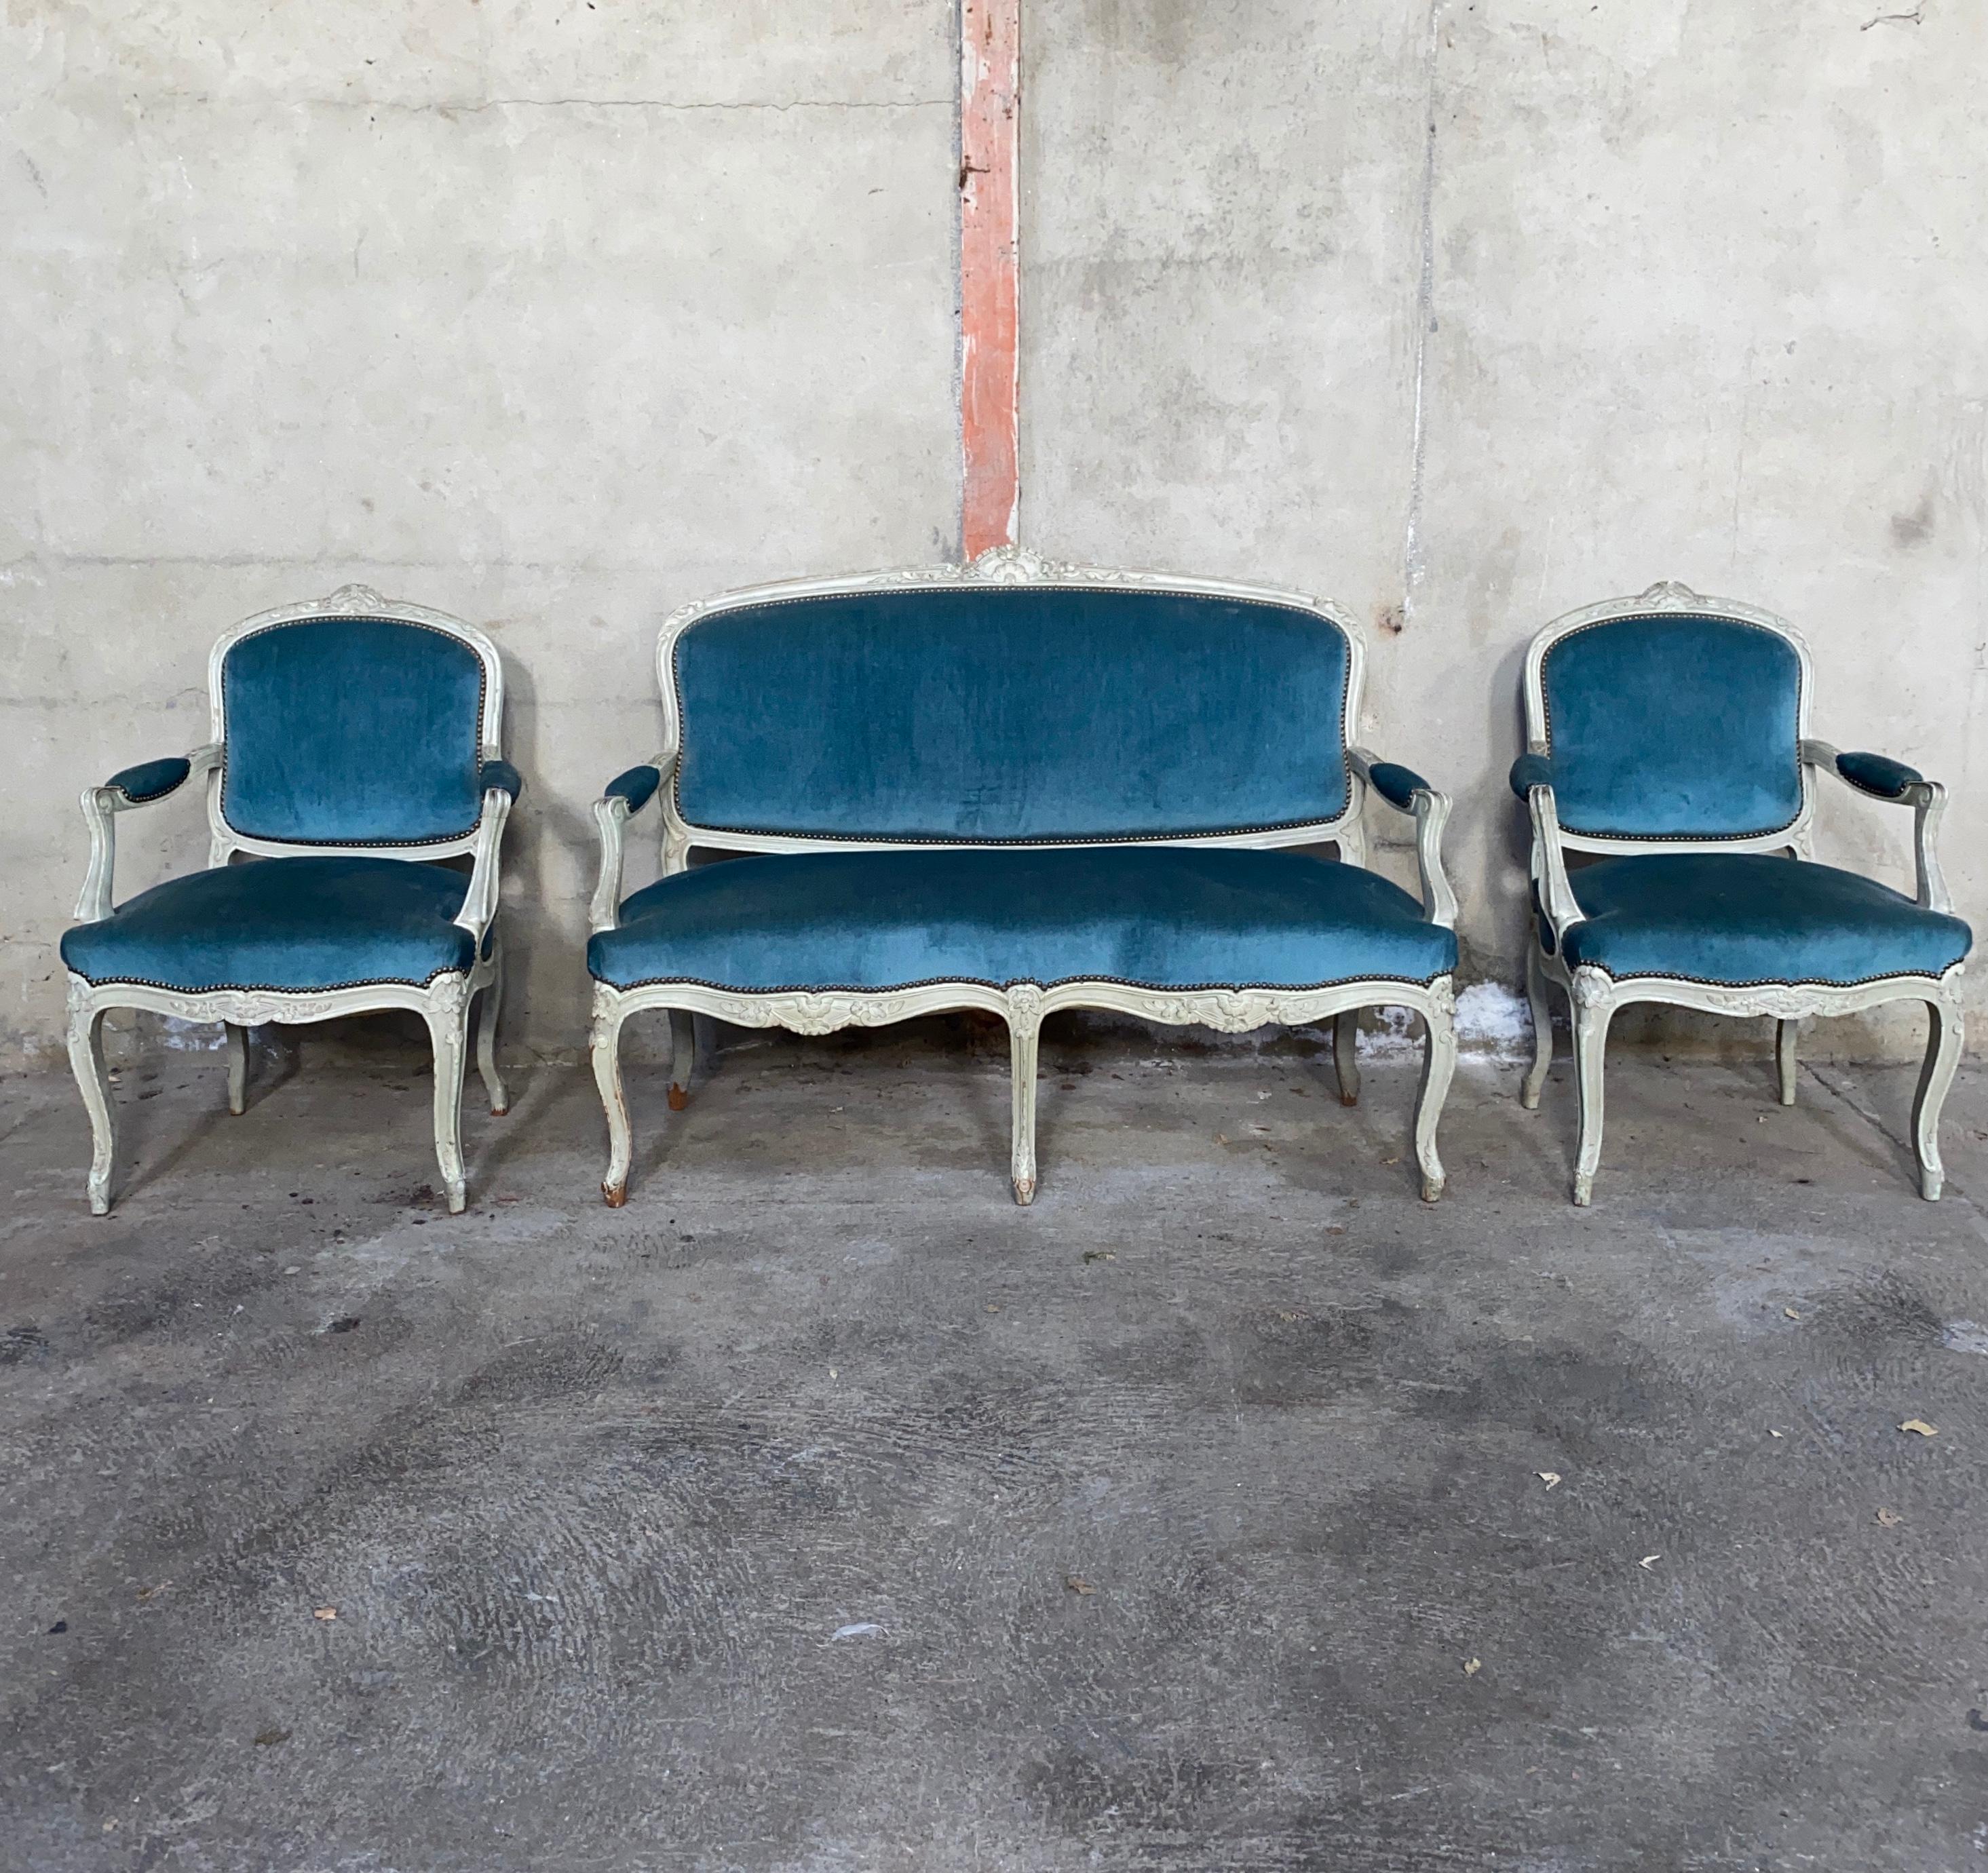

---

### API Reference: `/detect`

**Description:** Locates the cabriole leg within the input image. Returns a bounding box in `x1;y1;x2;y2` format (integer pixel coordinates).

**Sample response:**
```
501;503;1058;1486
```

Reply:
476;948;510;1116
1912;995;1964;1202
225;1022;250;1115
1776;1018;1799;1108
592;992;633;1208
1008;998;1043;1206
1522;944;1554;1111
1333;1008;1360;1107
1570;977;1615;1207
424;985;470;1215
668;1009;696;1113
66;997;119;1216
1413;991;1458;1203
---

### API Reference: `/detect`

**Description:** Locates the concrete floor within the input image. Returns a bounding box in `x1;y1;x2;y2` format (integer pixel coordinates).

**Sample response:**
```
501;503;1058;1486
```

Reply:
3;1018;1988;1871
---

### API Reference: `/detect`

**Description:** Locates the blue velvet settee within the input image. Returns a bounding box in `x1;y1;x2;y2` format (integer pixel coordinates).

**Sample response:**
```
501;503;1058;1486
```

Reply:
1514;581;1971;1205
585;548;1461;1207
60;587;519;1215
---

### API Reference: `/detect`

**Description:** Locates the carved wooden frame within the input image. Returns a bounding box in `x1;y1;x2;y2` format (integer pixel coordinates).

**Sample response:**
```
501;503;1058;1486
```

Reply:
589;545;1459;1208
1516;580;1965;1205
64;586;514;1216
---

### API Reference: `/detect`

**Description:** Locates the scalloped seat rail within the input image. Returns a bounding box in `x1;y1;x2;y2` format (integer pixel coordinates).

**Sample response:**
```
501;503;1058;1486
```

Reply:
589;548;1461;1210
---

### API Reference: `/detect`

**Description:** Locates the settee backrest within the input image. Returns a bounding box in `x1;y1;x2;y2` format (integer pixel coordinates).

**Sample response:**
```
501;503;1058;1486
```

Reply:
664;571;1359;845
1528;592;1810;846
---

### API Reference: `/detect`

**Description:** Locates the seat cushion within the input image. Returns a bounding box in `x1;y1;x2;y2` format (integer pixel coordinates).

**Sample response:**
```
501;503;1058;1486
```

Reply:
1559;853;1971;986
588;847;1455;993
62;857;476;993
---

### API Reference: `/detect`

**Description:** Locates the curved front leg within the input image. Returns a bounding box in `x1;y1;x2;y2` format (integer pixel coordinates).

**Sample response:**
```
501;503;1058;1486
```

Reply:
1775;1019;1799;1108
1413;984;1457;1203
1008;985;1045;1205
66;989;118;1216
423;979;470;1214
1913;994;1964;1201
592;990;633;1208
1570;970;1616;1207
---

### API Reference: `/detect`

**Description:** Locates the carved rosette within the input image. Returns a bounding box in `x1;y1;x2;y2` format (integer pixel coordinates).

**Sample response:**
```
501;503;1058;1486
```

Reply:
1635;579;1706;611
1005;982;1047;1028
324;583;388;612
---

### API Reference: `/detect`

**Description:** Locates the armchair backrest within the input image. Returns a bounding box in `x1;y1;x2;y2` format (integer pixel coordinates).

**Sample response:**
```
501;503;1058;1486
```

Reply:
1524;583;1812;850
209;587;503;857
655;552;1364;848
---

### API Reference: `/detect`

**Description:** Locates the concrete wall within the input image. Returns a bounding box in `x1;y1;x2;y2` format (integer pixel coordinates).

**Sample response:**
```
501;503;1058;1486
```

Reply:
1027;0;1988;1052
5;0;1984;1068
1;2;959;1065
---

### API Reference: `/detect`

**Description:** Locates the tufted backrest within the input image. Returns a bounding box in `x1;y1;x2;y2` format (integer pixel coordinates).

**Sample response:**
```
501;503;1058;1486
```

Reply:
221;616;489;845
668;584;1354;843
1539;613;1803;840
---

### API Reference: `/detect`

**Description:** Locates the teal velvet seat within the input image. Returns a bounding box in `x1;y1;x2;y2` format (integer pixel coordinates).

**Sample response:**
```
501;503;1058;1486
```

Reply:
590;847;1456;994
1559;854;1970;987
62;857;477;994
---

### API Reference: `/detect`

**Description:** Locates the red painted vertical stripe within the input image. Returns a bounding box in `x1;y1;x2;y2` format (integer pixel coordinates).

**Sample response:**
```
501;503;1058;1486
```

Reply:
959;0;1020;559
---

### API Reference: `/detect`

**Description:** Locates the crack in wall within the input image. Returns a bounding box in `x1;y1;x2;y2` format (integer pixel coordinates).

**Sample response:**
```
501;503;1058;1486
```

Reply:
1398;0;1442;630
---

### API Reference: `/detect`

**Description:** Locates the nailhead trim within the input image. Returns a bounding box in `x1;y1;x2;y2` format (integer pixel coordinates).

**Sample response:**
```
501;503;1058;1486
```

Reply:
592;969;1449;994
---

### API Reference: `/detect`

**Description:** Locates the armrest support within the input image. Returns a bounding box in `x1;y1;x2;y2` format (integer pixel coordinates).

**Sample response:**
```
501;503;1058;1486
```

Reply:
450;750;522;941
1801;738;1953;912
1347;746;1457;929
1510;746;1582;940
74;744;222;923
590;755;673;935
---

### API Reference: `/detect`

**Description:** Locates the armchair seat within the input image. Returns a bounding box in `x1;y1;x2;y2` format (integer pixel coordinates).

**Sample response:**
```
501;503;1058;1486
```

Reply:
62;855;476;994
1559;853;1970;986
590;846;1457;994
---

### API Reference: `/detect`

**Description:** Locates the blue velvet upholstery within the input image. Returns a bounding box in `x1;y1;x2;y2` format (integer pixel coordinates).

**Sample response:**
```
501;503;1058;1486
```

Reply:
605;764;662;813
589;848;1455;992
1367;762;1428;810
478;758;522;801
221;618;487;845
109;757;191;803
1508;752;1554;798
1837;750;1921;800
1559;854;1970;986
1540;615;1803;838
62;857;476;992
671;587;1352;841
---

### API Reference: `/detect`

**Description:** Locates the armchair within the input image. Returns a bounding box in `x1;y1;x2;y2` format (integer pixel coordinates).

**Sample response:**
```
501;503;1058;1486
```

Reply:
60;587;518;1214
1513;581;1970;1205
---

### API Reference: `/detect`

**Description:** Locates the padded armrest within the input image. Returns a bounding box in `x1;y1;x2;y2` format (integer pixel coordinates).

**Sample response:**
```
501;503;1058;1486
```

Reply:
1509;752;1554;798
1367;761;1431;811
107;756;193;803
479;757;524;802
603;763;663;815
1835;750;1922;800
